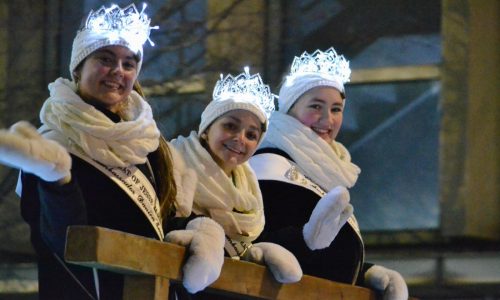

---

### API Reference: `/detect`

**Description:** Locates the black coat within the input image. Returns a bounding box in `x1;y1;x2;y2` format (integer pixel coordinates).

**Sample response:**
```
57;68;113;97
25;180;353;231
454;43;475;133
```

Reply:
252;148;372;286
19;108;190;299
20;150;167;300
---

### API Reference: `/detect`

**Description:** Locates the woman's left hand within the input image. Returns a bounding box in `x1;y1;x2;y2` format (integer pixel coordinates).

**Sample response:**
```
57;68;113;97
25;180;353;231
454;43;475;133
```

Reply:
244;242;302;283
364;265;408;300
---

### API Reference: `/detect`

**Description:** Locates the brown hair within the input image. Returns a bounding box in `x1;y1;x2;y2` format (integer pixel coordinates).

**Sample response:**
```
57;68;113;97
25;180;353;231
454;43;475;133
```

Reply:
134;81;177;219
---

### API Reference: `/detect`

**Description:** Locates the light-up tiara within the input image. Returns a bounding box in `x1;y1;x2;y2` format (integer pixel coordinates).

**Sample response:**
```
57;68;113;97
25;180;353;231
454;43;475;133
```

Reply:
83;3;158;49
289;47;351;83
213;66;276;118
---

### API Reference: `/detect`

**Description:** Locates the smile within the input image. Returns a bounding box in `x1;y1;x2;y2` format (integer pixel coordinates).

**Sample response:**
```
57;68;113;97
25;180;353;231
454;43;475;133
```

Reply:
311;126;331;135
224;144;245;155
103;80;122;90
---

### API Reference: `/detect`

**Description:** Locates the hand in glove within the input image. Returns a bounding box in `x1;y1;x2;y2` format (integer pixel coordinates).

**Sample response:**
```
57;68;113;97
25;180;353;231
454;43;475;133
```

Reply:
164;217;225;293
303;186;353;250
0;121;71;182
244;242;302;283
365;265;408;300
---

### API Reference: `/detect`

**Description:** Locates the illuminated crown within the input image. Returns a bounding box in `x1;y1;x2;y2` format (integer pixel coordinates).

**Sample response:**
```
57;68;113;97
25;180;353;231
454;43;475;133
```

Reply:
289;47;351;84
84;3;158;51
213;66;276;118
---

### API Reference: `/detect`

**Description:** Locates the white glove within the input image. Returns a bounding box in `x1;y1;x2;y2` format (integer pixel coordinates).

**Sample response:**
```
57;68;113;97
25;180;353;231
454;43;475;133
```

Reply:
365;265;408;300
244;242;302;283
164;217;225;293
0;121;71;182
303;186;353;250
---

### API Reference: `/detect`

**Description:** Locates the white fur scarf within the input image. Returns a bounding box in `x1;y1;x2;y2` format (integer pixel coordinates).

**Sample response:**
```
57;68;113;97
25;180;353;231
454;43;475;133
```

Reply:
40;77;160;167
171;131;264;242
263;111;360;190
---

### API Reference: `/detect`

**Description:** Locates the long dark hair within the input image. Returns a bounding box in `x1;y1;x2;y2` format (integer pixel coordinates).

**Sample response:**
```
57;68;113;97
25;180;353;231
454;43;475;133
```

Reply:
134;81;177;219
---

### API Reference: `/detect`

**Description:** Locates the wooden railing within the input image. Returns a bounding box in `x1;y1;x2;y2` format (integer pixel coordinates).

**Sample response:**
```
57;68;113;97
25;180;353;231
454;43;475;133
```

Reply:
65;226;378;300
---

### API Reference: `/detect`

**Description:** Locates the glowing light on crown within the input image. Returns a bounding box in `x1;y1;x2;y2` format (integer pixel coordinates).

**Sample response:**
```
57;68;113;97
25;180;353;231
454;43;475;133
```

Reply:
84;3;158;51
290;47;351;83
213;66;276;118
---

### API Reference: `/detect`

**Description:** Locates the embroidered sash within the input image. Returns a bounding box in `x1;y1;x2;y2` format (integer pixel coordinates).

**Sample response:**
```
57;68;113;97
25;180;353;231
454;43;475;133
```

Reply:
72;150;164;239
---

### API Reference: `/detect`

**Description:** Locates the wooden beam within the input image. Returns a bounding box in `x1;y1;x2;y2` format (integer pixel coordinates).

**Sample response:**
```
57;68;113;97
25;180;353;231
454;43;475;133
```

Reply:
65;226;377;300
142;75;206;97
349;65;440;84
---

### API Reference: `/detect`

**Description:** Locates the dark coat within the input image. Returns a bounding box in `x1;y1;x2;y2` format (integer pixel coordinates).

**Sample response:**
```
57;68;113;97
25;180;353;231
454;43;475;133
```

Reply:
20;150;166;300
19;108;186;300
252;147;372;286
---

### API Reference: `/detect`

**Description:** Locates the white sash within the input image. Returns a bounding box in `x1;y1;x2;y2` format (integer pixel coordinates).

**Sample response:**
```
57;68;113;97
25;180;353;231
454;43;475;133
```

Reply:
72;151;164;240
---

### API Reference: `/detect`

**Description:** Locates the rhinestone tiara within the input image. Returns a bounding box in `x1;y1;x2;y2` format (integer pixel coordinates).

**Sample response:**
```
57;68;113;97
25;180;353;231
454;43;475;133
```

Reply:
213;66;276;118
83;3;158;49
289;47;351;83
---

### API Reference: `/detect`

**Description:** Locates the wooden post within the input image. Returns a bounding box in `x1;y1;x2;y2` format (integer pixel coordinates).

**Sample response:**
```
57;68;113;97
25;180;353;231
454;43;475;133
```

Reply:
123;275;169;300
440;0;500;239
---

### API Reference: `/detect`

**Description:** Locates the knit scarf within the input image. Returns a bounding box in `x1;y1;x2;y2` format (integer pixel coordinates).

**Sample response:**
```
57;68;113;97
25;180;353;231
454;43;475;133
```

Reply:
171;131;264;242
40;77;160;167
262;111;360;191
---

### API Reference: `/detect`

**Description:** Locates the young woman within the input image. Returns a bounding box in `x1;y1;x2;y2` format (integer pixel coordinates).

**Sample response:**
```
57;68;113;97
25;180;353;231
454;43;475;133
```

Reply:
0;4;224;299
249;48;409;300
169;68;302;290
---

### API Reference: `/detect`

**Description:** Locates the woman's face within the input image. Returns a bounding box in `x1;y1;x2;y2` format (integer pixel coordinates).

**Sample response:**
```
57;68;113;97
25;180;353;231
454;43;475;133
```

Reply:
288;86;344;143
75;45;139;113
203;109;263;175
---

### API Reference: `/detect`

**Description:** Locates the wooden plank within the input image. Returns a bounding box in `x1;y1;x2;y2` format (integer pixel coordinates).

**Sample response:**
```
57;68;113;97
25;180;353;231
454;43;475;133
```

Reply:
65;226;377;300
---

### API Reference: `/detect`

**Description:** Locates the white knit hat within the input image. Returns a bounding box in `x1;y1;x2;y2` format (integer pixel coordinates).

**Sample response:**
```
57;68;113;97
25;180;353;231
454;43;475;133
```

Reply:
278;47;351;113
69;3;157;80
198;67;275;138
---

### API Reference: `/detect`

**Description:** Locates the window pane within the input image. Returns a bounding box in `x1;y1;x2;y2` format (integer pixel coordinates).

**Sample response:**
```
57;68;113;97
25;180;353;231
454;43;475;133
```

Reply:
341;81;440;231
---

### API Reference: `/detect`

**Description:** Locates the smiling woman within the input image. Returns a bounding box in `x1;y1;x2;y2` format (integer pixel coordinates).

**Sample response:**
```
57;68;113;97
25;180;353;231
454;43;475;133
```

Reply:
0;3;228;300
169;67;303;299
288;86;344;144
73;46;139;113
249;47;409;300
202;109;262;175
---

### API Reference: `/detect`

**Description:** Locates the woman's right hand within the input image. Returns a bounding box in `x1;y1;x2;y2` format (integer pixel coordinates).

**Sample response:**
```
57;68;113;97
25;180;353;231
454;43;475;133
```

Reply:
0;121;71;182
303;186;353;250
164;217;225;294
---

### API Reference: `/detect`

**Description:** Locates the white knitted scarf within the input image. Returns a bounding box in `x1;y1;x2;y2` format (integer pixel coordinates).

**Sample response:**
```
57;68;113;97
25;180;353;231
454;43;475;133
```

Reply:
262;111;360;191
40;77;160;167
171;131;264;242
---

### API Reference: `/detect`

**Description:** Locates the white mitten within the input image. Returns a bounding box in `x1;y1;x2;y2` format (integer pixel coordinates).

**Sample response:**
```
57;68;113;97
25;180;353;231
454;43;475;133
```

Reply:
245;242;302;283
365;265;408;300
303;186;353;250
0;121;71;182
164;217;225;293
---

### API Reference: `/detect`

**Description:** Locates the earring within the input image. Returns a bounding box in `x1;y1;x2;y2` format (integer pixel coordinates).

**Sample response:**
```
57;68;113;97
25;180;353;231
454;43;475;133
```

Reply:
200;132;208;140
